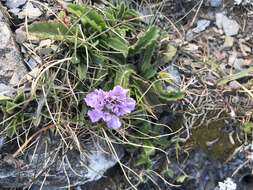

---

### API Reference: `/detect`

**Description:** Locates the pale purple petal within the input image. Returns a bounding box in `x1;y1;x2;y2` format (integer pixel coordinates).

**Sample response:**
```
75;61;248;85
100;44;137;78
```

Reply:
87;109;104;122
109;85;128;97
113;98;136;116
106;115;121;129
84;89;106;109
123;98;136;112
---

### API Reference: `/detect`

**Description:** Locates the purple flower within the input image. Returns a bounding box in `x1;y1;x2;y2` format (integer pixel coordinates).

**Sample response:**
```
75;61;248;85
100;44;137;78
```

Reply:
84;86;136;129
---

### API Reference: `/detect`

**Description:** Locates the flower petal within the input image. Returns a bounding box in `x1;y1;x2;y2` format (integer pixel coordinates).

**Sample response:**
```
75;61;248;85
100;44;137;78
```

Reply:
84;89;106;109
106;115;121;129
87;109;104;122
109;85;128;97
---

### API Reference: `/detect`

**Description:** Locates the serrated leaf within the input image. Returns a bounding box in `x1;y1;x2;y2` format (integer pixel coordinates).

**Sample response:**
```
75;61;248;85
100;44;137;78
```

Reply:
67;4;106;32
130;26;159;54
115;66;135;88
104;37;129;57
158;71;174;83
153;81;184;101
162;45;177;63
116;3;126;19
140;43;157;79
28;22;77;42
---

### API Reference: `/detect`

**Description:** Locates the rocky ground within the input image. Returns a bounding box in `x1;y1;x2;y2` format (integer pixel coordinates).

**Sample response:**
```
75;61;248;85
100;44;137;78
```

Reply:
0;0;252;190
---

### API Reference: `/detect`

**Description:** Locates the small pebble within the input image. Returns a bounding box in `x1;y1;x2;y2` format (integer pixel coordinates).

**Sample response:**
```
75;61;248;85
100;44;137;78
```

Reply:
223;36;234;48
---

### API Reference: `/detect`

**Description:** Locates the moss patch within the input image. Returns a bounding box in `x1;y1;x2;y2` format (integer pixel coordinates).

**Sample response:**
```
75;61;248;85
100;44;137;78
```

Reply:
186;119;240;161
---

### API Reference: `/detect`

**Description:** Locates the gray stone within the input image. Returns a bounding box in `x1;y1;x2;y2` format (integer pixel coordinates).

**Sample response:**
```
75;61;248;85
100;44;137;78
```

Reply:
0;5;27;96
216;13;240;36
0;133;124;189
234;0;253;5
192;19;211;33
210;0;222;7
4;0;27;9
18;2;42;19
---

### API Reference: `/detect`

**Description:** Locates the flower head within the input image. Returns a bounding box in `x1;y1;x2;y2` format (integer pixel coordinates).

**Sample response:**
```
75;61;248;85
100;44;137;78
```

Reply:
84;86;136;129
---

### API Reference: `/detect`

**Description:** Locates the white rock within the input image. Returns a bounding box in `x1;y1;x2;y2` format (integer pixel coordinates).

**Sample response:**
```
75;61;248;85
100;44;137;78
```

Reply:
192;19;211;33
210;0;222;7
85;149;118;181
216;13;224;29
218;178;237;190
18;2;42;19
5;0;26;9
216;13;240;36
0;8;27;96
222;19;240;36
9;8;21;15
234;0;253;5
223;36;234;48
234;0;243;4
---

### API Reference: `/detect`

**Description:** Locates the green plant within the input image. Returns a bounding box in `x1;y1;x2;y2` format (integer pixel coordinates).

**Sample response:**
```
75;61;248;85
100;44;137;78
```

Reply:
0;2;184;188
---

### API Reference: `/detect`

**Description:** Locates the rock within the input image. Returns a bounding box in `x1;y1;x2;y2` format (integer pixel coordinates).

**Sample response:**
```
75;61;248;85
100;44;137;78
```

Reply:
18;2;42;19
223;36;234;49
192;19;211;33
0;133;124;189
234;0;253;5
210;0;222;7
4;0;27;9
216;13;240;36
0;5;27;96
216;178;237;190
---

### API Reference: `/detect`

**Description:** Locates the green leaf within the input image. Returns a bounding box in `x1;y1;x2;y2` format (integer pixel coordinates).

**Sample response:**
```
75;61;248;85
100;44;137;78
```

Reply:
5;101;17;114
104;37;129;57
241;122;253;134
140;43;156;79
162;44;177;63
163;168;174;178
132;77;161;112
6;118;18;138
28;22;77;42
217;66;253;86
153;81;185;101
116;3;126;19
158;71;174;83
67;4;106;32
136;153;152;168
115;66;135;88
14;91;25;103
130;26;159;54
176;175;187;183
143;141;156;157
0;95;12;102
77;63;87;80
